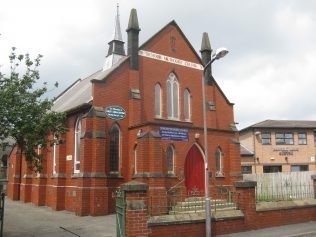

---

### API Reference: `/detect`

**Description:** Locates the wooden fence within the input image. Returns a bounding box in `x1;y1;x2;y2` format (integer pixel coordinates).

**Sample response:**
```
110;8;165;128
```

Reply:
243;171;316;201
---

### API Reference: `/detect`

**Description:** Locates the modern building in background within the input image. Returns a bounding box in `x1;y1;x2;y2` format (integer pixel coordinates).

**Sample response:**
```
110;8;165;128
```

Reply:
7;8;241;216
240;120;316;174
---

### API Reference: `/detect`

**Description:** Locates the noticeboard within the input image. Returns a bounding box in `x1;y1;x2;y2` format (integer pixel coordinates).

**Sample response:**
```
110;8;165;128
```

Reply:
159;127;189;141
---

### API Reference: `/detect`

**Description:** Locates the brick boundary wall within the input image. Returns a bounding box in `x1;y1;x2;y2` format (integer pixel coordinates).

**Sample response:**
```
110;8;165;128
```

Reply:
122;177;316;237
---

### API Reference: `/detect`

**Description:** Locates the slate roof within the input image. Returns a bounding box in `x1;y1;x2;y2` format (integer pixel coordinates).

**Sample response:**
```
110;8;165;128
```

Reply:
240;144;254;156
52;57;128;113
241;120;316;132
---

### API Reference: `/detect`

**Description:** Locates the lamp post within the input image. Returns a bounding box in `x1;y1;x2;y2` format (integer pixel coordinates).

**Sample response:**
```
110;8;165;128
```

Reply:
202;47;228;237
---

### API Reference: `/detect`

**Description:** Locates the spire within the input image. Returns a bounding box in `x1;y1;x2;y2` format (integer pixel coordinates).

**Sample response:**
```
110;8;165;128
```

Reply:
103;4;126;71
113;3;123;42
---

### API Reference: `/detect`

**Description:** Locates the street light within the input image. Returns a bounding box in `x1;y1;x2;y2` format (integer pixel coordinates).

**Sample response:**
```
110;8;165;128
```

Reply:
202;47;229;237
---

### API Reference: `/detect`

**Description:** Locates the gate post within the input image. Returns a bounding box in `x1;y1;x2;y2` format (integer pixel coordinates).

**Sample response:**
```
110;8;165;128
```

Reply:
312;175;316;198
121;181;149;237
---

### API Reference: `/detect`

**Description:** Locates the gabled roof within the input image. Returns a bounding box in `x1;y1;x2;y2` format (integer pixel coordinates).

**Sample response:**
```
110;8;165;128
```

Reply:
139;20;233;106
241;119;316;132
140;20;203;65
52;57;128;113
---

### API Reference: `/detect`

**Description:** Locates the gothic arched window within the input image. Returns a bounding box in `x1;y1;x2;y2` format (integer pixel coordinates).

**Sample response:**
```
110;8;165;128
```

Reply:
167;145;174;173
184;89;191;121
155;83;162;117
167;73;179;119
74;117;81;173
109;124;120;172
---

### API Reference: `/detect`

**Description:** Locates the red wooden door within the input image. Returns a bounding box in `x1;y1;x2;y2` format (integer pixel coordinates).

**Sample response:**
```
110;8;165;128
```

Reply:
184;146;205;195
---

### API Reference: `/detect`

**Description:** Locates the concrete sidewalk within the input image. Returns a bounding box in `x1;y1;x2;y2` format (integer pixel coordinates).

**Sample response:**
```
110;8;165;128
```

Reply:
3;197;316;237
3;198;116;237
216;221;316;237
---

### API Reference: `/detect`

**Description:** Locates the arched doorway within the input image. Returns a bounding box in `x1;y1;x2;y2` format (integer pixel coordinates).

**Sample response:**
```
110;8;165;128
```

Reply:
184;145;205;195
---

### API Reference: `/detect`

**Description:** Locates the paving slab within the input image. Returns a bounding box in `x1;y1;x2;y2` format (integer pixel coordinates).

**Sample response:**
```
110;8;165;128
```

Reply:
3;198;116;237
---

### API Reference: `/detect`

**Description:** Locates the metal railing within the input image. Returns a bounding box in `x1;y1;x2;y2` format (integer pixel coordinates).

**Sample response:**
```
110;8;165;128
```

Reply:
149;183;240;216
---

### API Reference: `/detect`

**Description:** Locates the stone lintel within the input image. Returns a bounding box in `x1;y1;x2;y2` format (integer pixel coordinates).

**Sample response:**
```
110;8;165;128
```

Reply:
234;180;257;188
121;180;148;192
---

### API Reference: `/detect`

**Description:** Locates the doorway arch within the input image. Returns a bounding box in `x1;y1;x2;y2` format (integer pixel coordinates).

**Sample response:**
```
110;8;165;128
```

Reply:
184;145;205;195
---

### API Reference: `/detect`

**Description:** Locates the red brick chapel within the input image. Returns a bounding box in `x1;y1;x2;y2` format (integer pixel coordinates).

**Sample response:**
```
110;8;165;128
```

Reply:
7;7;242;216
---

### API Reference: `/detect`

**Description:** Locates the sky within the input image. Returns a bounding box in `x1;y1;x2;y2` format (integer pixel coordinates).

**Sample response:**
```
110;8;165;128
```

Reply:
1;0;316;129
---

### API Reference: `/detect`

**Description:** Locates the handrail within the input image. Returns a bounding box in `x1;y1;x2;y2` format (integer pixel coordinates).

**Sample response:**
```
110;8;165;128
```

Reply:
166;179;185;193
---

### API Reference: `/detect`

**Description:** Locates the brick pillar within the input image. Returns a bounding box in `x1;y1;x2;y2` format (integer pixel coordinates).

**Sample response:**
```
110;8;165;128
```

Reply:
234;180;257;229
312;175;316;198
121;181;150;237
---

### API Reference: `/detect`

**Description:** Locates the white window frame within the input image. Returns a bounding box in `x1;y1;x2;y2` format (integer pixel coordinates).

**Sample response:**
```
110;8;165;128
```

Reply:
215;148;223;176
167;145;174;174
184;89;191;121
154;83;162;117
74;117;81;174
167;73;179;119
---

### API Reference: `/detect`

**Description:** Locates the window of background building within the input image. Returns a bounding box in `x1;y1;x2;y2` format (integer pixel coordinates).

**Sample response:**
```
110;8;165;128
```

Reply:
298;132;307;145
184;89;190;121
314;131;316;147
263;165;282;173
261;132;271;145
275;132;294;145
167;73;179;119
154;83;162;117
74;117;81;173
241;166;252;174
166;145;174;174
291;165;308;172
109;124;120;172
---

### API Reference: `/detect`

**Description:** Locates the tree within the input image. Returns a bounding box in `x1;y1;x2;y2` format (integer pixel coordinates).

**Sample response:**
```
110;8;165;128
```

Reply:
0;47;67;172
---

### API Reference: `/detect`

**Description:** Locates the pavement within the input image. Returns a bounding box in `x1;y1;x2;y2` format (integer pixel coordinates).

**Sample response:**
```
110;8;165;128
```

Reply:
2;197;316;237
3;198;116;237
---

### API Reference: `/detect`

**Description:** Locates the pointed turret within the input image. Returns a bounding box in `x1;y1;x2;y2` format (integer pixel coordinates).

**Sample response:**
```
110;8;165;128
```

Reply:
103;4;126;71
126;8;141;70
200;32;213;85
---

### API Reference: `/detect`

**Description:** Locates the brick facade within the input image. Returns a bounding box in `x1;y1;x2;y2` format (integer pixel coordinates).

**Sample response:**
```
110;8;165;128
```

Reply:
7;9;241;216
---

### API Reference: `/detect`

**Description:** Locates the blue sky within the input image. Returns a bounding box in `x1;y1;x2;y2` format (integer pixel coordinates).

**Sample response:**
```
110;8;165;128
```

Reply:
1;0;316;129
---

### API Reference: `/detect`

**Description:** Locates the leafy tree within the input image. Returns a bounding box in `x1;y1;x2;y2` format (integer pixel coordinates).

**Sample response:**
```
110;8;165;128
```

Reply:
0;47;67;172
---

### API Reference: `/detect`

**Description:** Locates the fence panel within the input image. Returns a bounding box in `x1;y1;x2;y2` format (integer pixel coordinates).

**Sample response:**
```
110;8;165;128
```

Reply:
244;171;316;201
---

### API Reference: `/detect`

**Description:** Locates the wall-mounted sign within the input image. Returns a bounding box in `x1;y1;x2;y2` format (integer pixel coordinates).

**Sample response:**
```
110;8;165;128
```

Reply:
105;106;126;120
160;127;189;141
273;147;299;156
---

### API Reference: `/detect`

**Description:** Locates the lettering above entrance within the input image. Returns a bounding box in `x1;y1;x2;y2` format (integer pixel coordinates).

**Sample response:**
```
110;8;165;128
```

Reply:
160;127;189;141
139;50;203;70
105;106;126;120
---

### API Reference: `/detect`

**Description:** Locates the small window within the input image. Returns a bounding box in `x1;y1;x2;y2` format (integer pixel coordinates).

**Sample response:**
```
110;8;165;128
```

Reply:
215;148;223;176
263;165;282;173
134;145;137;174
291;165;308;172
74;117;81;173
314;131;316;147
241;166;252;174
154;84;162;117
261;132;271;145
298;132;307;145
276;132;294;145
167;145;174;173
53;133;58;174
184;89;190;121
109;124;120;172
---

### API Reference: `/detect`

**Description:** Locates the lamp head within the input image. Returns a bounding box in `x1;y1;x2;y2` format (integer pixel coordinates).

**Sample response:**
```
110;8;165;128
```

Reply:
213;47;229;60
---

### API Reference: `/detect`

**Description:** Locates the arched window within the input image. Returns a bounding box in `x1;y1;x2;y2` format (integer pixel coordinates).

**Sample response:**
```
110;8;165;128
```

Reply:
184;89;190;121
109;124;120;172
154;83;162;117
53;133;58;174
167;145;174;173
134;145;137;174
167;73;179;119
215;147;223;176
74;117;81;173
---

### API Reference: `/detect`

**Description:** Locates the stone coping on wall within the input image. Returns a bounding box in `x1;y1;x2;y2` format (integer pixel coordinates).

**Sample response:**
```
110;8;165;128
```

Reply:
148;210;244;227
256;199;316;212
